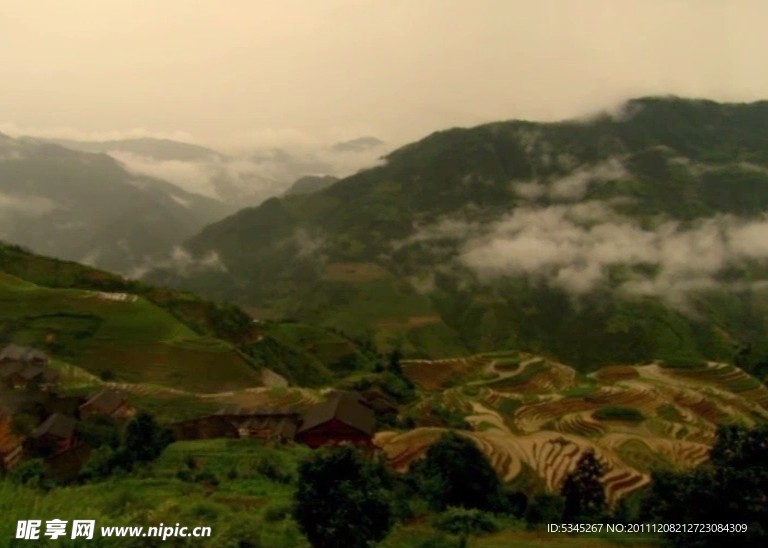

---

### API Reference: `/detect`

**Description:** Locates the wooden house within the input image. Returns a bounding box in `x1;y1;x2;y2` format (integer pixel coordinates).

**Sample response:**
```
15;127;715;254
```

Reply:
295;392;376;449
78;389;135;420
0;344;49;366
29;413;77;455
171;415;239;441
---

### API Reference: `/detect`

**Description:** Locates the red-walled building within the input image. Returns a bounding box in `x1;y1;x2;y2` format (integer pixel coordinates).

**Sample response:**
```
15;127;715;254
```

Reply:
295;393;375;449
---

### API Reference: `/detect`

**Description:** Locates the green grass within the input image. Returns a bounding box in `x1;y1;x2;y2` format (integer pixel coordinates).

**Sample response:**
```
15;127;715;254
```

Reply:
0;273;261;392
0;439;312;547
615;439;675;473
482;361;548;391
593;406;646;423
656;404;683;422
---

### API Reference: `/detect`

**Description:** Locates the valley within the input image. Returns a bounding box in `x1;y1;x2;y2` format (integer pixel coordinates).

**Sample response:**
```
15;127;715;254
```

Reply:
2;97;768;546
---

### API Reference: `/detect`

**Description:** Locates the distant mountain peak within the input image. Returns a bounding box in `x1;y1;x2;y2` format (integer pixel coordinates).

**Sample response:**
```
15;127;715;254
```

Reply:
332;136;384;152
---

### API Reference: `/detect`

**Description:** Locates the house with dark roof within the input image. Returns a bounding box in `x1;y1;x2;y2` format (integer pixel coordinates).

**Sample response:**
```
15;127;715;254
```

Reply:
171;415;240;441
235;413;299;441
78;389;135;420
295;392;376;449
0;344;48;366
0;363;58;390
172;407;301;442
0;345;57;389
29;413;77;454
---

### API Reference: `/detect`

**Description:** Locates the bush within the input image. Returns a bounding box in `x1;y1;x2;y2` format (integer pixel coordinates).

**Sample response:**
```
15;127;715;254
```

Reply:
194;470;220;487
593;406;645;422
255;453;293;483
216;515;263;548
99;369;116;381
524;493;564;526
10;458;53;490
431;507;499;536
263;501;293;523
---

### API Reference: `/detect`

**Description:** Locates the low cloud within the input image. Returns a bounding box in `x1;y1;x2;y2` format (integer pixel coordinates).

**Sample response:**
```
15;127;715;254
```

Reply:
113;144;387;206
111;152;220;199
292;228;326;259
514;158;628;202
0;192;58;215
407;200;768;310
129;246;227;280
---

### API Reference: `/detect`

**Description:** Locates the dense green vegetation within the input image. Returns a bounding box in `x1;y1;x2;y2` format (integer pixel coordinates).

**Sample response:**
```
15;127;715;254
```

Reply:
410;432;507;513
645;423;768;547
146;97;768;371
293;446;394;548
0;242;382;389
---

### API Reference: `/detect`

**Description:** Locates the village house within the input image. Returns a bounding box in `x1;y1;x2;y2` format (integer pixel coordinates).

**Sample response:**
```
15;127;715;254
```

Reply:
28;413;77;455
78;389;135;420
294;392;376;449
224;409;300;442
171;415;239;441
0;344;49;366
170;391;378;449
172;408;300;442
0;345;58;389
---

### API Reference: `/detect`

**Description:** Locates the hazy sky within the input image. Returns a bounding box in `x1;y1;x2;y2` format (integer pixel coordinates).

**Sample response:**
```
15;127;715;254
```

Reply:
1;0;766;150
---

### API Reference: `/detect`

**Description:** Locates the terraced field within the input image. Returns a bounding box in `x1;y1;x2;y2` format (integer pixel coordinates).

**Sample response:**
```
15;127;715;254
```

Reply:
0;272;262;392
389;353;768;502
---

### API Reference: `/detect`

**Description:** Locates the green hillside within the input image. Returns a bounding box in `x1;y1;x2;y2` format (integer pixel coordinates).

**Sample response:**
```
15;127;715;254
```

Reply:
147;97;768;373
0;242;381;390
0;133;230;274
0;270;260;392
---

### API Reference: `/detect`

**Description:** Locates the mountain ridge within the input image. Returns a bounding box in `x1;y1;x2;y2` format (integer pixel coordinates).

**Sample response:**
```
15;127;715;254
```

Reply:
143;96;768;375
0;134;231;274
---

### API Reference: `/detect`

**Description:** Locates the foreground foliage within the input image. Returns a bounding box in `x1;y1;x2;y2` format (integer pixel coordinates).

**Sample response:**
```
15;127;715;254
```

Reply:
293;445;394;548
646;423;768;547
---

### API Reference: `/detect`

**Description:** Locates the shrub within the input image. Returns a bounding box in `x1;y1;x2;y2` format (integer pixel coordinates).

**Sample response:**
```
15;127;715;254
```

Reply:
593;406;645;422
431;507;499;536
194;470;220;487
525;493;564;527
10;458;53;490
255;453;293;483
263;501;293;523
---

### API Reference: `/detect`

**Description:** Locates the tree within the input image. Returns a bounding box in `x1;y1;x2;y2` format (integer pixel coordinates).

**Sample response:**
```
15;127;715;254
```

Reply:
560;450;606;522
411;432;506;512
123;411;175;464
387;349;403;375
293;445;393;548
647;423;768;547
76;414;120;449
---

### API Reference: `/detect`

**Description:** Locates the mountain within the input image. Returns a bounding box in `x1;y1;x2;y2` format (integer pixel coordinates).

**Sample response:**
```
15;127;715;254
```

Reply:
284;175;339;196
26;136;225;162
0;133;231;274
145;97;768;374
332;136;385;152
